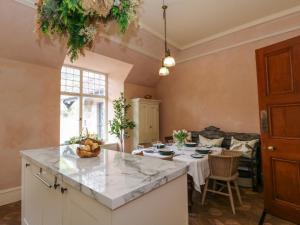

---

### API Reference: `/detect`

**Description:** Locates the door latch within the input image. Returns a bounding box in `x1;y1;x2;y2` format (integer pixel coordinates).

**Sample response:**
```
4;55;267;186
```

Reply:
260;110;269;133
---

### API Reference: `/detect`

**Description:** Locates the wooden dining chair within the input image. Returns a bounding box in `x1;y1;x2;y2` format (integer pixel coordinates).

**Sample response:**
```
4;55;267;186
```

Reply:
133;151;144;156
164;136;174;144
137;143;152;149
201;150;243;214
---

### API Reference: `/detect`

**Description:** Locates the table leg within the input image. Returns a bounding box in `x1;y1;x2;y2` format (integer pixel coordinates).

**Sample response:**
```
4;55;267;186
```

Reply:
187;174;194;212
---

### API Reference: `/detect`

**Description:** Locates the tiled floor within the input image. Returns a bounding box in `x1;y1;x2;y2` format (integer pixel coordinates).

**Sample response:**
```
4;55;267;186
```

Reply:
0;189;296;225
190;189;296;225
0;201;20;225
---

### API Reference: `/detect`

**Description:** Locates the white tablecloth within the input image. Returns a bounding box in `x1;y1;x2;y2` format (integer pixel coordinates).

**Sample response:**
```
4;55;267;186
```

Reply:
132;146;222;192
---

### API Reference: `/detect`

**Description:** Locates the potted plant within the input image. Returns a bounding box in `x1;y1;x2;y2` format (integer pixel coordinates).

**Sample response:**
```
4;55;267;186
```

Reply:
173;129;189;150
109;93;135;152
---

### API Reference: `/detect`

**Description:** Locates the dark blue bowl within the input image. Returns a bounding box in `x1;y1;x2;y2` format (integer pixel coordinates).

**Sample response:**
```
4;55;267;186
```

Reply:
195;149;211;154
159;150;174;156
153;143;165;149
185;142;197;147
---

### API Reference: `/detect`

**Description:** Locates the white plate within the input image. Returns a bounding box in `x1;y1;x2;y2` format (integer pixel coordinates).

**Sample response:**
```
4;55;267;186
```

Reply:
191;153;204;159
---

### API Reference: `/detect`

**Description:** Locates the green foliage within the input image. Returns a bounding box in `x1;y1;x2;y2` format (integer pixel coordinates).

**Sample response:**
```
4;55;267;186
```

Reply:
109;92;135;140
36;0;140;62
66;133;101;144
111;1;130;33
173;129;189;144
66;135;82;144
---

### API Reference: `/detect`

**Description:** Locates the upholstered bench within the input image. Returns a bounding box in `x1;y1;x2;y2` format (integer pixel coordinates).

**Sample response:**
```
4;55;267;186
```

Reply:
190;126;261;192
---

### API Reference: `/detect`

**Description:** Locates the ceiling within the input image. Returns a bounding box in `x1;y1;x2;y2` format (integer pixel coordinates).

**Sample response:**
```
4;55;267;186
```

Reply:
139;0;300;49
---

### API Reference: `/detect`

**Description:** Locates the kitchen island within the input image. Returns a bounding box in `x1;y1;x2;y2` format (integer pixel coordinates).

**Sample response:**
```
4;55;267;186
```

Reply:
21;145;188;225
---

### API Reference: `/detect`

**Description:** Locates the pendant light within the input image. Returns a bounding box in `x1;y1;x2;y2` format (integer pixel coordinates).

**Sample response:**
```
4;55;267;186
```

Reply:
159;59;170;76
162;3;175;68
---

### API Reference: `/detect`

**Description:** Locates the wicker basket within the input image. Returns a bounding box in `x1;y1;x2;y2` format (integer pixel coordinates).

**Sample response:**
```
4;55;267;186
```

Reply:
76;138;102;158
78;138;102;145
76;146;101;158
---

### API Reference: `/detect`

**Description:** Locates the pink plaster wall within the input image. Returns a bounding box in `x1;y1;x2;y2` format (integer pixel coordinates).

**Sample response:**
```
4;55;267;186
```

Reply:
0;0;66;69
91;39;161;87
178;12;300;62
0;58;60;189
124;83;157;99
156;29;300;138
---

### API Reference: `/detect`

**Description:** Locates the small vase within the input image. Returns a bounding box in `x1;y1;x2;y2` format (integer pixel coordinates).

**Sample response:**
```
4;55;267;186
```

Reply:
118;138;125;152
175;141;184;151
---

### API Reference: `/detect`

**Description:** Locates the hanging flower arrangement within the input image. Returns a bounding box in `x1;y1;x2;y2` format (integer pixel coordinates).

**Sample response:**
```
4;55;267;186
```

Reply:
36;0;141;61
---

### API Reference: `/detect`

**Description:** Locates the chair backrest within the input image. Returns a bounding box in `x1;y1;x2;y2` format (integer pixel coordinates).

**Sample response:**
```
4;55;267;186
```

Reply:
137;143;152;149
133;151;144;156
208;150;242;178
164;136;174;144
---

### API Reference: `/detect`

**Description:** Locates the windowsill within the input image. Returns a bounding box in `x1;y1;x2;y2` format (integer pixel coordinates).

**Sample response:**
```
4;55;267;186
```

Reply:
101;142;119;151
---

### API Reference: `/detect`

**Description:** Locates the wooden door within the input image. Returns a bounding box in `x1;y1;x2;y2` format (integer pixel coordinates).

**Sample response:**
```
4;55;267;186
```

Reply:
256;36;300;223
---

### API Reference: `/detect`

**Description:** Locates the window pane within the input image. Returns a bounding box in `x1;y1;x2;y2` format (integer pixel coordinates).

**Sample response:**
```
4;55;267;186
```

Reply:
61;66;80;93
83;71;106;96
60;95;80;144
82;97;105;139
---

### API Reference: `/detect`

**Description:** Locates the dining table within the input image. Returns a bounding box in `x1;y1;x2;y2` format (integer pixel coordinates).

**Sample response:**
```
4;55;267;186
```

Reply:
133;145;222;191
132;145;223;210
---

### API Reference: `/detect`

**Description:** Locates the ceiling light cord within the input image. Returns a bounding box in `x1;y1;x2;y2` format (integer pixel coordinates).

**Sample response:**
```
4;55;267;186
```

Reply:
162;4;168;56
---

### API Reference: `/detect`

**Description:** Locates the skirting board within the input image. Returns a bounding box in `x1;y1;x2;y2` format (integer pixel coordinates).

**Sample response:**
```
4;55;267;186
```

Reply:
0;186;21;206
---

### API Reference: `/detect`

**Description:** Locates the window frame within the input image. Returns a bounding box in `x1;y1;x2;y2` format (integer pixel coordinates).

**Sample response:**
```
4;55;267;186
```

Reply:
60;65;108;142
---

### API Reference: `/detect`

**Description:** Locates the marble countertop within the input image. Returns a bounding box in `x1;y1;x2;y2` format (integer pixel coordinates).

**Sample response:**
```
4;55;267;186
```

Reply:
20;145;188;210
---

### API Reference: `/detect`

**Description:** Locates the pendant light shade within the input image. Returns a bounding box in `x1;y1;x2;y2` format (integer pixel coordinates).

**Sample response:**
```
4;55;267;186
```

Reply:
159;66;170;76
163;56;176;67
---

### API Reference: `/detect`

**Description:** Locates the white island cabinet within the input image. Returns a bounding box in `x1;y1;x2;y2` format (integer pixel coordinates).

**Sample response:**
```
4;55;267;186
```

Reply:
21;145;188;225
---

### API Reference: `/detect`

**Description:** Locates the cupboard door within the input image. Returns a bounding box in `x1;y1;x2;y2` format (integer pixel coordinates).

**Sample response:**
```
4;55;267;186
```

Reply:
139;103;149;143
22;161;43;225
149;104;159;142
62;183;111;225
22;160;62;225
41;173;63;225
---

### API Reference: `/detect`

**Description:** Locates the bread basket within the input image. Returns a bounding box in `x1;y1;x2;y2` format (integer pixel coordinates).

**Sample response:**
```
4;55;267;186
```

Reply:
76;146;101;158
76;138;102;158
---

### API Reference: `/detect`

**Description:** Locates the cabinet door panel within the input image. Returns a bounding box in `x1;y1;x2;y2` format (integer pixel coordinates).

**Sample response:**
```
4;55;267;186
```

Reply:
150;104;159;142
23;162;43;225
62;183;111;225
42;172;63;225
22;160;62;225
139;103;149;143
